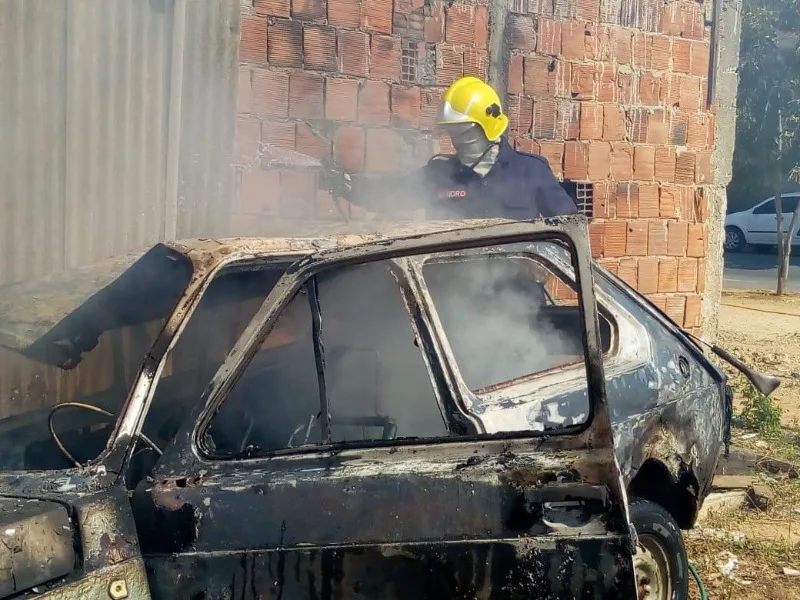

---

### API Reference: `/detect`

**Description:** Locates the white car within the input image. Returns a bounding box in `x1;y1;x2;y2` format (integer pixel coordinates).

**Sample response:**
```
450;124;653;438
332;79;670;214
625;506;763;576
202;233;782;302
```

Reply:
725;193;800;251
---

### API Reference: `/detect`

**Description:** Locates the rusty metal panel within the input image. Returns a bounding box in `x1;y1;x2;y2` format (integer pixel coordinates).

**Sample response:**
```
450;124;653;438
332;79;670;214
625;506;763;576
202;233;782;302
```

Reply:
0;0;68;286
174;0;240;239
63;0;173;269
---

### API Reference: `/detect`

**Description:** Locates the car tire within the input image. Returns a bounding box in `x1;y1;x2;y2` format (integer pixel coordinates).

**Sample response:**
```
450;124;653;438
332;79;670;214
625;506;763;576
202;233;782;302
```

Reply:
630;498;690;600
724;226;746;252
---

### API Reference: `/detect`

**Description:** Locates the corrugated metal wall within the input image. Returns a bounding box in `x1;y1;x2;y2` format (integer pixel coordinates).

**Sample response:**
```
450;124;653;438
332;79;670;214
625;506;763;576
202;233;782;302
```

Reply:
0;0;240;417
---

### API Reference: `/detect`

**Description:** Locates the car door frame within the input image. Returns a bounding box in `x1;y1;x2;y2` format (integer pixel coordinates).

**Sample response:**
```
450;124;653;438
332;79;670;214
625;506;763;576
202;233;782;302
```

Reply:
135;219;638;598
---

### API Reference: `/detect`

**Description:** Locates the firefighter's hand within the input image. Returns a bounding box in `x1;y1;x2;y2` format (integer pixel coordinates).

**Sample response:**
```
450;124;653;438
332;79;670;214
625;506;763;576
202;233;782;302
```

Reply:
320;169;353;199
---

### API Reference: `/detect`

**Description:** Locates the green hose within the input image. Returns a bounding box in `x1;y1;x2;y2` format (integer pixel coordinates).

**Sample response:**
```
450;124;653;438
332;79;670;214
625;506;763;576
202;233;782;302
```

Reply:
689;561;708;600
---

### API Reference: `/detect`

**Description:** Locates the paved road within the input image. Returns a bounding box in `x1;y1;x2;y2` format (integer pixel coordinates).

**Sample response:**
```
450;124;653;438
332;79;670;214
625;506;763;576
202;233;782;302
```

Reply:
723;249;800;291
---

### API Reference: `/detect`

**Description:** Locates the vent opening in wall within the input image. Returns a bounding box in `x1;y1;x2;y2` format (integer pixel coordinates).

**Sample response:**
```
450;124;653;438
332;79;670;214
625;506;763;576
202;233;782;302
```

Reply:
401;39;417;83
560;181;594;218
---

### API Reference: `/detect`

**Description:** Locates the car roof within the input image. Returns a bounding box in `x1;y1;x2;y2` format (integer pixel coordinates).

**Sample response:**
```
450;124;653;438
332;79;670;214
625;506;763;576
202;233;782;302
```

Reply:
0;218;513;366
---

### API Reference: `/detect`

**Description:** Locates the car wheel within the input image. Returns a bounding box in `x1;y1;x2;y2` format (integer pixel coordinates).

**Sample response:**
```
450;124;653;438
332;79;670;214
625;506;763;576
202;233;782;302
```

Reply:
724;226;745;252
630;498;689;600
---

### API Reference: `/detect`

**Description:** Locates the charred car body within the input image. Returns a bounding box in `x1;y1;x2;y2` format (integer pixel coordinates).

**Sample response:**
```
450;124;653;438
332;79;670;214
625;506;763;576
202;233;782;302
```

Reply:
0;217;735;599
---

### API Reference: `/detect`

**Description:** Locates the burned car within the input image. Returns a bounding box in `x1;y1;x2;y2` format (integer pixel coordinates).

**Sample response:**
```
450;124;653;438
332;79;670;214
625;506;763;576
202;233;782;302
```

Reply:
0;216;743;599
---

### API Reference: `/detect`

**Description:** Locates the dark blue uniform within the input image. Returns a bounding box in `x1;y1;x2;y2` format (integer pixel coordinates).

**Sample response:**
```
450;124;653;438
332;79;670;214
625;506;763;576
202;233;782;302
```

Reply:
347;138;577;219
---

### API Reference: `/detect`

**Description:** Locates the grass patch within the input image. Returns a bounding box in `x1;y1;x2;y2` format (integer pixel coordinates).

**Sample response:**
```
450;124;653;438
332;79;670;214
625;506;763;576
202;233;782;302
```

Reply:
736;380;784;439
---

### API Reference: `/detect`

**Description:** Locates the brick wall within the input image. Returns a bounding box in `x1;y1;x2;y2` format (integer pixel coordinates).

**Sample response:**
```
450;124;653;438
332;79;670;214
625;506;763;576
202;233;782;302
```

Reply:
235;0;719;333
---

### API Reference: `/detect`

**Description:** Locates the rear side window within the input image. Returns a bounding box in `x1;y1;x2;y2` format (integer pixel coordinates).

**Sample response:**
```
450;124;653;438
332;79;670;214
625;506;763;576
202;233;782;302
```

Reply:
203;261;445;458
753;200;776;214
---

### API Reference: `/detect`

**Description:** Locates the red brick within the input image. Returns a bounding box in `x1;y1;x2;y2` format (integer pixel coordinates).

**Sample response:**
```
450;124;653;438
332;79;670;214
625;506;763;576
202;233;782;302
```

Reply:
580;103;603;140
334;126;366;171
240;170;281;215
633;146;656;181
419;88;444;130
326;78;359;121
571;63;596;100
648;220;668;255
687;223;705;257
558;100;580;139
267;19;303;68
627;108;648;143
647;111;669;145
508;95;533;136
667;221;688;256
508;55;524;94
609;26;632;64
474;5;489;50
695;150;714;184
659;185;679;217
593;182;613;218
463;48;489;80
597;65;617;103
436;133;455;154
524;56;550;96
358;80;391;126
280;171;316;218
292;0;326;20
295;122;331;159
361;0;393;33
617;71;635;104
638;183;660;217
445;4;476;45
304;24;337;71
577;0;600;20
687;114;710;149
677;258;698;292
654;147;676;182
618;257;638;288
604;221;627;257
564;141;588;180
424;13;445;43
676;75;702;111
365;128;399;172
675;151;696;185
616;182;639;218
538;141;564;178
650;295;668;313
370;34;402;80
675;1;704;40
638;72;664;105
627;221;648;256
234;116;261;165
515;138;540;154
588;142;611;180
507;14;537;50
661;1;682;35
338;30;369;76
603;105;625;141
436;45;464;85
633;33;671;71
238;67;252;114
289;71;324;119
255;0;290;18
252;69;289;118
610;142;633;179
589;221;605;257
691;42;710;77
673;38;691;73
537;18;562;55
684;294;701;327
391;85;421;128
562;22;593;60
657;258;678;292
697;259;706;293
665;296;686;326
328;0;360;27
638;257;659;294
241;16;268;64
262;120;295;154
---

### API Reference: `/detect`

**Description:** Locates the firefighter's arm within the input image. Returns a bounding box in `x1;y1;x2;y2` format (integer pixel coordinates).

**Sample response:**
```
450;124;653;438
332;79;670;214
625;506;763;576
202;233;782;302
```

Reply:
537;168;579;217
326;165;431;213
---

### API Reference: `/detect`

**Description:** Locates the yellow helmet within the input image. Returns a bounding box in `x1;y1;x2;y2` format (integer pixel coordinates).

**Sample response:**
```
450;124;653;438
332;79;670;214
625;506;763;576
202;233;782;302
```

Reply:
437;77;509;142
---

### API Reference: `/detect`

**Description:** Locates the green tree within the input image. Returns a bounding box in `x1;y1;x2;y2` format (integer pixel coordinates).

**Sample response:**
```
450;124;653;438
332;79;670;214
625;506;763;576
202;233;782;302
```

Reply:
731;0;800;294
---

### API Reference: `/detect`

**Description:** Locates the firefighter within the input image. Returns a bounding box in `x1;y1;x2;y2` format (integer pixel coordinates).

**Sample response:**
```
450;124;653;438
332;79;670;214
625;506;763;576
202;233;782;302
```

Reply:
334;76;577;220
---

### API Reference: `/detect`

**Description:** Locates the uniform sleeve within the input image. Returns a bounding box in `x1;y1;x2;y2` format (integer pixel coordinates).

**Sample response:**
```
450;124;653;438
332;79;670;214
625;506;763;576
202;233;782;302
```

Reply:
346;163;434;212
534;162;578;217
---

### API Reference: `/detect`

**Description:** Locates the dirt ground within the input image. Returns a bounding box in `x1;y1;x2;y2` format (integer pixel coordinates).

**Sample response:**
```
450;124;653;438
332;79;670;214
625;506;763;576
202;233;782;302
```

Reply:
684;291;800;599
717;290;800;426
